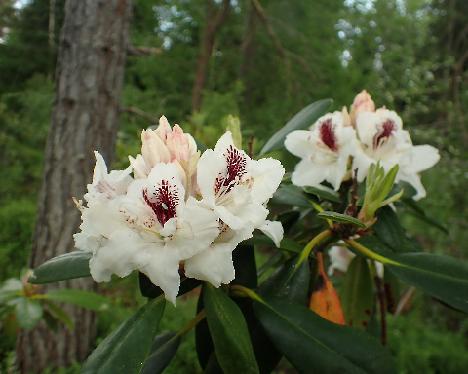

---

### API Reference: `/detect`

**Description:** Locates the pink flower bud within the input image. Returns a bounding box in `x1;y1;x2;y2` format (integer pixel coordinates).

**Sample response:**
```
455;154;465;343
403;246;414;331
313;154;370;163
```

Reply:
351;90;375;116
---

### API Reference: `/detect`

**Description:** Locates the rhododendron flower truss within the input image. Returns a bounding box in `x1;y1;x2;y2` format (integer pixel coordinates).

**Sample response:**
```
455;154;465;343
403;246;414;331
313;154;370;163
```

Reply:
75;158;219;303
353;108;440;200
284;111;356;191
184;132;285;287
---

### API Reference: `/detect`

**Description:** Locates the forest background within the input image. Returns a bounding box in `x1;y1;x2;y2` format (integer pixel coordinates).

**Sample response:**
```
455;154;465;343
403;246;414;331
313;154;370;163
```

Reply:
0;0;466;372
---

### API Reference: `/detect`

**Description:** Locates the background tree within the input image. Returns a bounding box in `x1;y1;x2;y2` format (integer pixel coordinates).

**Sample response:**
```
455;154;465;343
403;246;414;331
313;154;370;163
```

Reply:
15;0;132;372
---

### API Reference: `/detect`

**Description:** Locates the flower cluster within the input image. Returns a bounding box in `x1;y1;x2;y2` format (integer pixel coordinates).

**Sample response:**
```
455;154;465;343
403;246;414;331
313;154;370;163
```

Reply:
74;117;285;303
285;91;440;200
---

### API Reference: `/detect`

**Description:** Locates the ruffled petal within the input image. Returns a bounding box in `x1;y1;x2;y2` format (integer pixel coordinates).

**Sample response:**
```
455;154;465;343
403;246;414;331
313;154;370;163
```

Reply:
248;157;285;204
284;130;313;158
291;159;327;187
140;247;181;304
184;243;235;287
197;149;225;205
258;220;283;247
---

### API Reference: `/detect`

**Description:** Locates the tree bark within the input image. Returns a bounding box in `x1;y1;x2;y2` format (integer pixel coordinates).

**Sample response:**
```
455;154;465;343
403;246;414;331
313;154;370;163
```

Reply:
16;0;132;372
191;0;230;113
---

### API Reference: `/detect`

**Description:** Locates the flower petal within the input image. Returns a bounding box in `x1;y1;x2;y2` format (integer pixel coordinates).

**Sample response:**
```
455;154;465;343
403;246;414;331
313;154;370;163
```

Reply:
284;130;313;158
184;244;235;287
197;149;225;205
258;220;283;247
291;159;327;187
248;157;285;204
140;247;181;304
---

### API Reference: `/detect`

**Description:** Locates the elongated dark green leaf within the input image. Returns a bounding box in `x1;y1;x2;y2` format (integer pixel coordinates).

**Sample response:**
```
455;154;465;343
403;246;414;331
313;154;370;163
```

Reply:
260;99;332;155
232;243;257;289
82;297;165;374
342;256;373;329
204;285;259;374
373;207;420;252
259;256;310;305
272;184;311;208
14;298;43;330
141;331;180;374
254;298;396;374
303;186;341;203
318;211;366;228
29;251;92;284
388;253;468;313
355;237;468;313
46;289;111;311
195;291;212;370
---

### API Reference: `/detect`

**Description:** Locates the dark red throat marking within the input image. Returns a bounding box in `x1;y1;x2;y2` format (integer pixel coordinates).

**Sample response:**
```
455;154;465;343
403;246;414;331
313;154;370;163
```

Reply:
142;180;178;226
373;119;395;149
319;119;337;151
215;145;247;194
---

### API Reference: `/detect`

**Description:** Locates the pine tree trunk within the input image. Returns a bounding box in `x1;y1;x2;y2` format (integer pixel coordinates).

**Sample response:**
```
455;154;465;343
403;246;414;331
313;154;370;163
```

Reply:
16;0;132;372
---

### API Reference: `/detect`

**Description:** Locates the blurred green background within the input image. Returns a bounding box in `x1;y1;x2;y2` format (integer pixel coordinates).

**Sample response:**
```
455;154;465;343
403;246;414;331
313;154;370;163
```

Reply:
0;0;466;372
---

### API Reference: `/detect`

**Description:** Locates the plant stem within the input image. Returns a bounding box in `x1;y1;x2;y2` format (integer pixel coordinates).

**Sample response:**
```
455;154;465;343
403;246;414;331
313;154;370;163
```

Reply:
230;284;264;303
345;239;400;266
176;309;206;337
374;273;387;345
297;229;333;266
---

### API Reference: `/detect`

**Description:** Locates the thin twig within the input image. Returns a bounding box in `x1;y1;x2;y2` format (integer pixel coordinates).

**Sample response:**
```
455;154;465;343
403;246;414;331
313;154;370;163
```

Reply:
122;106;158;124
395;286;415;317
374;275;387;345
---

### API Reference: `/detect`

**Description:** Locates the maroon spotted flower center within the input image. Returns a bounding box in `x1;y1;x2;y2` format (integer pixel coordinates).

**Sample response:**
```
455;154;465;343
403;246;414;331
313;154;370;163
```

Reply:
214;145;247;195
373;119;395;149
142;179;179;226
319;119;338;151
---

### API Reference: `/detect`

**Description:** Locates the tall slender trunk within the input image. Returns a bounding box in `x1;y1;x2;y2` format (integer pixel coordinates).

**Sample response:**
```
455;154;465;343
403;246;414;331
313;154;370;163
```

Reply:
16;0;132;372
191;0;230;113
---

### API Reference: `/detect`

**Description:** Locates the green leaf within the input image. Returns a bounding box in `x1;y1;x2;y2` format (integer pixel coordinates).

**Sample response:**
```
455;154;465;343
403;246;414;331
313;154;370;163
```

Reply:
318;211;366;228
258;256;310;305
303;185;341;203
232;243;257;289
353;237;468;313
46;289;111;311
141;331;181;374
260;98;332;155
0;279;23;303
272;184;311;208
43;300;74;330
29;251;92;284
195;290;213;370
388;253;468;313
373;207;420;252
342;256;374;329
254;298;396;374
82;297;166;374
14;298;43;330
203;285;259;374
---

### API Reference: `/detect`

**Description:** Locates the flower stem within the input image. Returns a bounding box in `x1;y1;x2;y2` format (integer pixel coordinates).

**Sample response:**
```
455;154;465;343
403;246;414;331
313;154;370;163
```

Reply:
230;284;264;303
345;239;400;266
296;229;333;266
176;309;206;337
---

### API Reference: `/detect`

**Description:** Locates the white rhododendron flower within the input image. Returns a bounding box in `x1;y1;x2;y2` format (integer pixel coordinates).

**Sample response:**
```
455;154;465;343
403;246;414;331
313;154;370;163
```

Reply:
285;110;357;191
184;132;285;287
285;91;440;200
74;120;285;303
353;108;440;200
328;245;383;278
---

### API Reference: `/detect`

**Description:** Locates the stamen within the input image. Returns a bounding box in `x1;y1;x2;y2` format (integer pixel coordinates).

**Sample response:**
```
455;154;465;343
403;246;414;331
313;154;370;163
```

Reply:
143;179;179;226
373;119;395;149
319;119;337;151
